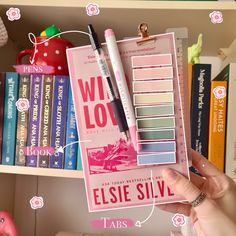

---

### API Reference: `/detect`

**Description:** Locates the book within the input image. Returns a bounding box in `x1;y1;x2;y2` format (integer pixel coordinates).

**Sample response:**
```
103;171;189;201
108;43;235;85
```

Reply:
2;72;19;165
15;74;31;166
190;64;211;158
0;73;5;163
26;74;43;167
50;75;69;168
208;80;227;172
64;84;79;170
38;75;54;168
67;32;189;212
216;64;236;179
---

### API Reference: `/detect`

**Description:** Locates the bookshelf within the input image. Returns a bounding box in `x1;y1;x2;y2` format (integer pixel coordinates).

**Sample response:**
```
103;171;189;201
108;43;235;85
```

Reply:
0;1;235;236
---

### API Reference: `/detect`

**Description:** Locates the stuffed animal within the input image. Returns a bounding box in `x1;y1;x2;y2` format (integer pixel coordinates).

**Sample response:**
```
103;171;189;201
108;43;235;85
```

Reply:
0;211;19;236
0;17;8;46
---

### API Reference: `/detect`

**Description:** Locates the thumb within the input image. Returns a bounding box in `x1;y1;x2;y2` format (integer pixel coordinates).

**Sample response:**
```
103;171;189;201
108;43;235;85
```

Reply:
162;168;236;236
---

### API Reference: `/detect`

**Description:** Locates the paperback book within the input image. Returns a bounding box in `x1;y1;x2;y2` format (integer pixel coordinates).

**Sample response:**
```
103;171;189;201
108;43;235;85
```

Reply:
67;32;190;212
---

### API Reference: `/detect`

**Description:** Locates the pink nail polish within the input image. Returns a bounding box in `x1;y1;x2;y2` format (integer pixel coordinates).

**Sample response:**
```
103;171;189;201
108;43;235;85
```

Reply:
162;168;177;180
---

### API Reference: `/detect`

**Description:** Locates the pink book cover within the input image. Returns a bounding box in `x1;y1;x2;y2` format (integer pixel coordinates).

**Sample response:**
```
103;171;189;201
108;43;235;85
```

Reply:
67;32;189;212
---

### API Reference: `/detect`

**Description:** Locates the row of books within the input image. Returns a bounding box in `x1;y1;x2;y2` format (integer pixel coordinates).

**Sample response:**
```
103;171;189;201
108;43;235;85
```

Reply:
190;62;236;180
0;72;82;170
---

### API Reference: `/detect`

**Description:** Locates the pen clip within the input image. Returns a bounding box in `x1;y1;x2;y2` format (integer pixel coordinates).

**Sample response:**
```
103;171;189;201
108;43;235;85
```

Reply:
136;23;156;45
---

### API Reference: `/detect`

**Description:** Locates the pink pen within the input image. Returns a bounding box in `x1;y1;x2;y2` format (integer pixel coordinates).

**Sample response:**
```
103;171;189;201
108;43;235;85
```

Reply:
105;29;139;151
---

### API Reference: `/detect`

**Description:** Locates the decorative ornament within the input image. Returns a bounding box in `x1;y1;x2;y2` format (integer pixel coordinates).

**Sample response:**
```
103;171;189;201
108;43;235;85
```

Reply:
30;196;44;210
209;11;223;24
6;7;21;21
86;3;100;16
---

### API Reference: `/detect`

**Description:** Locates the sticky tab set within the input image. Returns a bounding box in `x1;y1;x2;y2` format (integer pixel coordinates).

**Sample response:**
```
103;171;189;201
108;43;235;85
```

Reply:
132;53;187;166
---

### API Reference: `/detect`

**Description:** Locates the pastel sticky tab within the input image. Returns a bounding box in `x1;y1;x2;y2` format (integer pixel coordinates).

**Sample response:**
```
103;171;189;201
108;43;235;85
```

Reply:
137;152;176;165
135;105;174;118
132;54;172;68
134;92;174;105
133;80;173;93
138;129;175;141
133;67;173;80
138;141;176;153
137;117;175;130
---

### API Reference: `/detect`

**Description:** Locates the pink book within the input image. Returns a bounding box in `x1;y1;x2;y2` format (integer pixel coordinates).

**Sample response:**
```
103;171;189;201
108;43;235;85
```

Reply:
67;32;190;212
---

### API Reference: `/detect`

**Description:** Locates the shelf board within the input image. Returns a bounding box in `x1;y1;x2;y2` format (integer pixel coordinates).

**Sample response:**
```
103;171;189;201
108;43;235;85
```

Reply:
0;165;84;178
0;0;236;10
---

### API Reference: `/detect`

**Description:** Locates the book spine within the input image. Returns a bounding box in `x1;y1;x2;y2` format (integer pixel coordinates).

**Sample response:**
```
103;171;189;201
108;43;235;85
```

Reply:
26;74;43;167
0;73;5;164
50;76;69;168
76;145;82;170
15;74;31;166
2;72;19;165
190;64;211;158
38;75;54;168
64;84;78;170
224;64;236;179
208;80;227;172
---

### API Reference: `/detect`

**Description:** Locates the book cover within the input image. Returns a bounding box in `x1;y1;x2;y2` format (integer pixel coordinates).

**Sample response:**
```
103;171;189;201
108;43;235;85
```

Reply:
67;33;189;212
216;64;236;179
64;84;79;170
27;74;43;167
190;64;211;158
0;73;5;163
50;75;69;168
2;72;19;165
76;146;82;170
38;75;54;168
208;80;227;172
15;74;31;166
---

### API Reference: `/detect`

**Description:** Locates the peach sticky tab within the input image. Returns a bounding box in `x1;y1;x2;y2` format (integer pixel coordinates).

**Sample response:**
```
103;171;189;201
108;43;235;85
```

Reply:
133;80;173;93
133;67;173;80
132;54;172;68
133;92;174;105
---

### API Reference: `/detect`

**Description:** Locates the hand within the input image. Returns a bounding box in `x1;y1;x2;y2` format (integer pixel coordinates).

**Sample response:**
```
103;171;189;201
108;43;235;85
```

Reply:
158;150;236;236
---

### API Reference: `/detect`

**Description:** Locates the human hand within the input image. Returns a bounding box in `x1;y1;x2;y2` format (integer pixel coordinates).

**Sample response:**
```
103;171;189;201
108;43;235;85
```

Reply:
159;150;236;236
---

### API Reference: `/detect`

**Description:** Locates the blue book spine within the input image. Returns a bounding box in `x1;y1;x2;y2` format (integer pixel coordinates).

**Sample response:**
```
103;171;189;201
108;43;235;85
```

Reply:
2;72;19;165
64;85;78;170
76;145;83;170
50;76;69;168
27;74;43;167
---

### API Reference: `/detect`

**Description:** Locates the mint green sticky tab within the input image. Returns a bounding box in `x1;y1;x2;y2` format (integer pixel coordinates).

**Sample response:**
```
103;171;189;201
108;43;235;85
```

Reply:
138;129;175;141
135;105;174;118
137;117;175;129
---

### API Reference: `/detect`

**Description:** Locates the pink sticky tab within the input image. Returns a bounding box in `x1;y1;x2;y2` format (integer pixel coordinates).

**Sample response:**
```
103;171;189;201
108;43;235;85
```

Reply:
132;54;172;68
133;67;173;80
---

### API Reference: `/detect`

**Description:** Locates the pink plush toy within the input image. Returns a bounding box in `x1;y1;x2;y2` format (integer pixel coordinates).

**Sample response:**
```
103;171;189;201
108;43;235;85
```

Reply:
0;211;19;236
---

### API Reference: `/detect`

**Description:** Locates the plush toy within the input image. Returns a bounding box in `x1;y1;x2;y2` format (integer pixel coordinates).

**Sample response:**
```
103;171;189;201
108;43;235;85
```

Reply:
0;16;8;46
188;33;203;64
0;211;19;236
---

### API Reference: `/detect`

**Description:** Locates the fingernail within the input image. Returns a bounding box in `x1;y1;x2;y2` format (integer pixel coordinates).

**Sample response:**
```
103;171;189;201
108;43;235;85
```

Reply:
162;168;177;181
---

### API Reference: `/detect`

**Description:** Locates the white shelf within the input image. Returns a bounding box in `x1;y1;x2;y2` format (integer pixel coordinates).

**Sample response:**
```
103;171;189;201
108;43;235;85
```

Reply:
0;165;84;178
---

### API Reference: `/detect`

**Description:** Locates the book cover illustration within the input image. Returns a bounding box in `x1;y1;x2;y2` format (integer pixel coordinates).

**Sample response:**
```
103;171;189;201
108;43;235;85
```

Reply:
67;32;189;212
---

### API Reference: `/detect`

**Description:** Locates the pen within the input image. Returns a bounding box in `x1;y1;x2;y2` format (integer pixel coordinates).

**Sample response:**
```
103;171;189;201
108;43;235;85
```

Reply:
105;29;138;150
88;24;129;140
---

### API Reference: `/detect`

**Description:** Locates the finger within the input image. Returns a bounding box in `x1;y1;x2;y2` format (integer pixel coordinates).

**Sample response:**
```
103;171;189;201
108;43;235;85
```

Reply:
157;202;191;216
191;150;225;178
162;168;216;217
190;172;205;190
